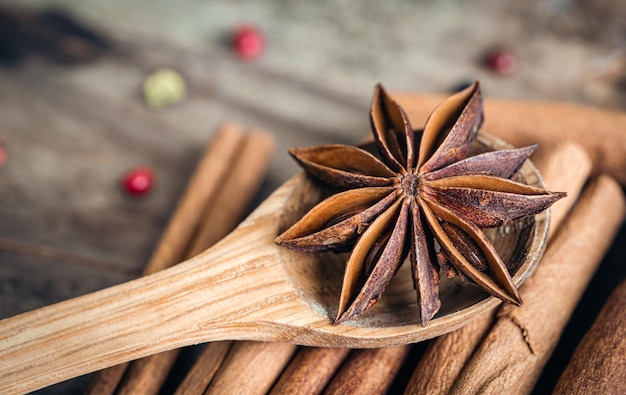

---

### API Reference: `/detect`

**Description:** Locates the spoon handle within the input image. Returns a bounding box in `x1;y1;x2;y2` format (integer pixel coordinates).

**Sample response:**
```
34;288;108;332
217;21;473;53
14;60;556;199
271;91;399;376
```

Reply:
0;228;298;394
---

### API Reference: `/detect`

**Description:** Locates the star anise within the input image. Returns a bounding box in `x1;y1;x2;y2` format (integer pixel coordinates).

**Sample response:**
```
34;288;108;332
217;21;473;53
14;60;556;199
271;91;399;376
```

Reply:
275;82;566;326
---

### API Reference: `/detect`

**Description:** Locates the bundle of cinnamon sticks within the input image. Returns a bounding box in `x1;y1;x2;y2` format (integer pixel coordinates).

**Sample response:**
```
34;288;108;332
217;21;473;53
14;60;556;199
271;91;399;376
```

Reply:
84;96;626;394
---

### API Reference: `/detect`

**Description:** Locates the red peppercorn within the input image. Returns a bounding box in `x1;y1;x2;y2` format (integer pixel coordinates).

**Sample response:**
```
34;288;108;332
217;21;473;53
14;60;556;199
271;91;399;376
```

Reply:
485;48;518;76
0;142;6;168
122;167;154;196
232;25;265;61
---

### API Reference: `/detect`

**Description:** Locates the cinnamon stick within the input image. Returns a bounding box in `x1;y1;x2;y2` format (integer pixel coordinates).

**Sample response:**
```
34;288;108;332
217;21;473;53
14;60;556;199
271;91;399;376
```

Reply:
114;130;275;395
403;141;592;395
186;130;276;255
187;338;348;395
141;124;250;275
553;279;626;394
269;347;350;395
323;346;410;395
528;141;592;240
84;365;128;395
403;312;494;395
116;355;176;395
174;342;232;395
449;175;625;394
204;341;297;395
85;123;247;395
393;92;626;185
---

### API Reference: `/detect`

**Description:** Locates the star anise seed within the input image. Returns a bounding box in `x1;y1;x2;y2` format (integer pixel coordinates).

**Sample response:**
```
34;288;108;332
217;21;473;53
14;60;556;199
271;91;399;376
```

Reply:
274;81;566;326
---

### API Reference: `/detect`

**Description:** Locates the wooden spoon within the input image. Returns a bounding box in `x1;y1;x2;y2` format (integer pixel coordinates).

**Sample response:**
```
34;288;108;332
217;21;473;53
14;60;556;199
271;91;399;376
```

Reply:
0;134;548;394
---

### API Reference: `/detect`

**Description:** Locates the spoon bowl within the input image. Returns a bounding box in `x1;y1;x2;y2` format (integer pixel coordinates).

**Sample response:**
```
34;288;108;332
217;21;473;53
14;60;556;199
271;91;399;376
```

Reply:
0;133;548;394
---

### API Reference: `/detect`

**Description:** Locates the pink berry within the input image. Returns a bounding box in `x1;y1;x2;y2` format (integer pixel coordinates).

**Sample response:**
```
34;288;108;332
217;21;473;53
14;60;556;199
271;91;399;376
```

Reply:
122;167;154;196
485;48;518;76
0;143;6;168
233;25;265;60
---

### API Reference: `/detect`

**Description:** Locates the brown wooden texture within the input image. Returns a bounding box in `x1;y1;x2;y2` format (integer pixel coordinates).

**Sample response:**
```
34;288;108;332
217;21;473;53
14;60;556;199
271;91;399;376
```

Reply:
553;279;626;395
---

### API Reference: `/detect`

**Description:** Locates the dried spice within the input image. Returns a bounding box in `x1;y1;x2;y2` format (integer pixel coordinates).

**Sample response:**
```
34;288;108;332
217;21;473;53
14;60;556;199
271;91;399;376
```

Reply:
275;82;565;326
0;137;6;167
122;166;154;196
484;46;518;76
232;24;265;61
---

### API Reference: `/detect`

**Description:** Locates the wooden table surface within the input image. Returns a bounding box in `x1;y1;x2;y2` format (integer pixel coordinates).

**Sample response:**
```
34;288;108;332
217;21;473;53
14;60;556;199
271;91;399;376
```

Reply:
0;1;624;393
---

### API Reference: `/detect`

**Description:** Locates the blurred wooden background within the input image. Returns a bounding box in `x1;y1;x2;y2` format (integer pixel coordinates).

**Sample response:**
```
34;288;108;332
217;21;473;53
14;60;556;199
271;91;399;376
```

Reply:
0;0;624;393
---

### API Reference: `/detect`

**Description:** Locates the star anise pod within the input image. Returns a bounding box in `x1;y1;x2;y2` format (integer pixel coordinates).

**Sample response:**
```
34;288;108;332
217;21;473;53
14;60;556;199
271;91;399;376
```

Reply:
275;82;566;326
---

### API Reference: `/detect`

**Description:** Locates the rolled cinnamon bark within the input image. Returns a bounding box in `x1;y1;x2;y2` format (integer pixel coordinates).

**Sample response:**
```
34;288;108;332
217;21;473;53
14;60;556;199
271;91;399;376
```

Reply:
449;175;625;394
174;342;232;395
204;341;297;395
324;346;410;395
553;279;626;395
269;347;350;395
